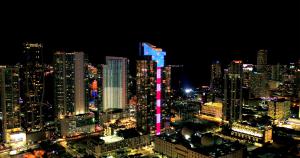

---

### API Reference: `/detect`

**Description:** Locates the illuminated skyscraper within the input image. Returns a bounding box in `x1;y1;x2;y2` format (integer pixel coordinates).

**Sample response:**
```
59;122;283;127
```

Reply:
257;49;268;73
54;51;86;119
141;42;166;135
223;60;243;122
20;42;44;132
161;66;172;129
103;56;128;111
210;61;222;95
86;64;103;128
136;57;156;134
211;61;222;81
0;66;24;143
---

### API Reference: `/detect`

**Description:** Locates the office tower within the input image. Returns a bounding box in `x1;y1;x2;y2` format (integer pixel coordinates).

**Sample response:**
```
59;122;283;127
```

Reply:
136;57;157;134
257;49;268;73
223;60;243;122
20;42;44;132
103;56;128;111
210;61;222;96
141;42;166;135
267;98;290;124
54;51;86;119
0;66;26;148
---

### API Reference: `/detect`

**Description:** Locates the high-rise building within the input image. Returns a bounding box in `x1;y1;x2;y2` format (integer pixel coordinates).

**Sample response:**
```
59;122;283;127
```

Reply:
136;57;156;134
103;56;128;111
20;42;44;133
86;64;103;128
257;49;268;73
54;51;86;119
141;42;166;135
223;60;243;122
271;63;282;81
210;61;222;96
0;66;26;149
161;66;172;129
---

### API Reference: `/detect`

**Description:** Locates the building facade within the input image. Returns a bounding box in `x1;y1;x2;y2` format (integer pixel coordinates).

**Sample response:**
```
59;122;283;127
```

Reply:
141;42;167;135
256;49;268;73
201;102;223;119
103;57;128;111
0;66;26;152
210;61;222;96
60;113;95;138
136;57;157;134
231;122;273;144
267;98;290;124
20;42;44;132
86;64;103;128
223;60;243;122
54;51;86;119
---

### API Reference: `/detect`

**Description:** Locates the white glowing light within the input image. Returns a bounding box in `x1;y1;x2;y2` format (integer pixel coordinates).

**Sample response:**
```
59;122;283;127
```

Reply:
185;89;193;94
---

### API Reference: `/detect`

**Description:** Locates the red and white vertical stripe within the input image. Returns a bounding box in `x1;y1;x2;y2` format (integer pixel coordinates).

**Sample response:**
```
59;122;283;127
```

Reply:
156;67;161;135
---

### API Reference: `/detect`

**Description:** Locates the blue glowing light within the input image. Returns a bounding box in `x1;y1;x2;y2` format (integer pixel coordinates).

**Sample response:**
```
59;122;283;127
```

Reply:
143;43;166;67
92;90;97;98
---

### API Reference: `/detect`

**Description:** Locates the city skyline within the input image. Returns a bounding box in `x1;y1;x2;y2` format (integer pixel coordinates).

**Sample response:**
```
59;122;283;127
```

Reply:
0;2;299;155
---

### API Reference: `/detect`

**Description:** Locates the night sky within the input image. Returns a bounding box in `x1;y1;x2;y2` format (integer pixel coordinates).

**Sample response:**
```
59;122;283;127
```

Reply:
0;2;299;87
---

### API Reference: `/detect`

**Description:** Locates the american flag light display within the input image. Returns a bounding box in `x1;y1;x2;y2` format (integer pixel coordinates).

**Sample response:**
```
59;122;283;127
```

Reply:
142;42;166;135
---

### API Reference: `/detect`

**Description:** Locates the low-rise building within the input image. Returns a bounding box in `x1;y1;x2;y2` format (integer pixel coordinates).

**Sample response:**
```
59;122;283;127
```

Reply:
201;102;223;119
231;122;273;144
154;134;246;158
60;113;95;138
86;135;151;158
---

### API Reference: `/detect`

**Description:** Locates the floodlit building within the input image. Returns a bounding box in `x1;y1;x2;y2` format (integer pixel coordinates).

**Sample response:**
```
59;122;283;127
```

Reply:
201;102;223;121
103;56;128;111
231;122;273;144
267;98;290;124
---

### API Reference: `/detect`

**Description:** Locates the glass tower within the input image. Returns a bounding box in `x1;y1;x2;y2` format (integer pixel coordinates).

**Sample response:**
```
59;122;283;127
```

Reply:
54;51;86;119
0;66;21;141
224;60;243;122
20;42;44;132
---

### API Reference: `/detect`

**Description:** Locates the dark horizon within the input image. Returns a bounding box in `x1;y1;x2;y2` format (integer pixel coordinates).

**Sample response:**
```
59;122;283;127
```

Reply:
0;1;299;87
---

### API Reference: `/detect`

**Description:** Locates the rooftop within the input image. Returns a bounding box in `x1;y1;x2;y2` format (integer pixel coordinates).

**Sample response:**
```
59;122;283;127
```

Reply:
158;131;245;157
